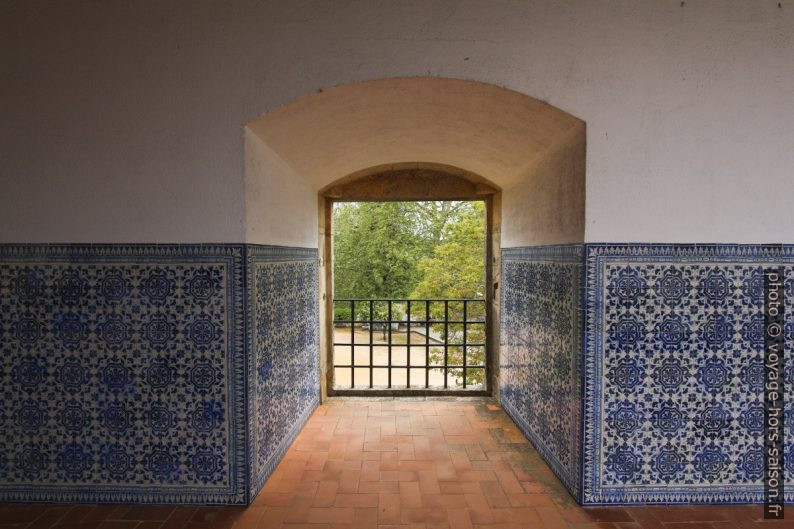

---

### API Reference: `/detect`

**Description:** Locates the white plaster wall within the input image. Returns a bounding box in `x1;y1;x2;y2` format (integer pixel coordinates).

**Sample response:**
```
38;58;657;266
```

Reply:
501;126;586;248
244;129;317;247
2;1;793;244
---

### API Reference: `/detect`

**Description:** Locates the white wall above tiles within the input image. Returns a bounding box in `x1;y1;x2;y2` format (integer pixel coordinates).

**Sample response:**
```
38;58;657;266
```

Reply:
1;1;792;244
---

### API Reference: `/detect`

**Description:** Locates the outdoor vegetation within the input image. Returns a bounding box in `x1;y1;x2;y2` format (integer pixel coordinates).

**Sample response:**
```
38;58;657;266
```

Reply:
333;201;486;386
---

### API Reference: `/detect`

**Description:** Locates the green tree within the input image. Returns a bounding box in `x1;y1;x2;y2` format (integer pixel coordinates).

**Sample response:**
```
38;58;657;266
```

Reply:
411;201;486;300
333;201;428;300
333;200;485;301
411;201;486;386
333;200;486;384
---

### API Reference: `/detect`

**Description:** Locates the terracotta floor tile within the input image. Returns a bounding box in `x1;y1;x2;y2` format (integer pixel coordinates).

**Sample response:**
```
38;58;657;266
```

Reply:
417;470;441;495
509;464;535;482
464;444;488;461
328;441;348;460
434;460;457;481
663;523;721;529
401;507;448;524
379;452;400;472
255;492;293;507
314;481;340;507
457;470;497;482
334;493;379;508
446;508;474;529
360;460;380;482
580;507;635;523
421;493;468;509
281;496;312;524
2;400;769;529
377;493;401;525
459;488;488;506
438;481;483;494
482;483;511;509
621;507;665;529
398;481;423;509
467;505;497;525
338;469;362;493
534;505;570;529
397;460;434;472
225;506;265;529
449;451;473;471
499;506;542;524
51;523;103;529
357;480;400;494
122;506;175;521
305;507;355;524
26;507;72;529
352;506;378;529
256;506;288;528
648;506;730;523
134;522;164;529
471;459;512;472
96;522;140;529
276;524;329;529
160;507;199;529
379;470;418;482
0;506;53;524
306;450;329;470
363;442;397;452
79;506;129;523
714;505;758;523
494;470;524;495
57;506;98;523
504;493;545;508
516;490;552;507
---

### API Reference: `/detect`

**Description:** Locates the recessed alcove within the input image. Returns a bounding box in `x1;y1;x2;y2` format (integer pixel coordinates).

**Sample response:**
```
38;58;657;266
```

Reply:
244;76;587;501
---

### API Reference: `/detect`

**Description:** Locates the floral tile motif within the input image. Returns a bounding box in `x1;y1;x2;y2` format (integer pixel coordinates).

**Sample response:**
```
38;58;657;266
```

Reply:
0;245;246;504
583;244;794;504
500;245;583;500
247;246;319;501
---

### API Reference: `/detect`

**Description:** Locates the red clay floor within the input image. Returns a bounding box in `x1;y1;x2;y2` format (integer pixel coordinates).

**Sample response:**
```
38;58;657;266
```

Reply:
0;398;790;529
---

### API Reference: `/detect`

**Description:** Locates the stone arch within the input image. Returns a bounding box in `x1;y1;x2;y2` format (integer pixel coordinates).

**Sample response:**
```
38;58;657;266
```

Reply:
244;77;585;398
244;77;585;249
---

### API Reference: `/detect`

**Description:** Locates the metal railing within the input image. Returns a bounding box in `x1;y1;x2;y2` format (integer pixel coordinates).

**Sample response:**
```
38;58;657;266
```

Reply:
332;298;486;391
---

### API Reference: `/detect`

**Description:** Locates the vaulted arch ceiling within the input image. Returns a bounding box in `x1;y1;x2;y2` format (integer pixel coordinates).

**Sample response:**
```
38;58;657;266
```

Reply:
244;77;585;248
246;77;583;191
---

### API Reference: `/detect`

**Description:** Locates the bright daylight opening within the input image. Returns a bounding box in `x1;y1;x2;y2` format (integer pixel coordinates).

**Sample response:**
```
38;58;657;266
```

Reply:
331;200;486;391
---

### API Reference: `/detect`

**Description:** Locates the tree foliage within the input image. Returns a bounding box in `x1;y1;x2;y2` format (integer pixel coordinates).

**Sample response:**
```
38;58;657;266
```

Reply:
410;201;485;300
333;202;429;300
333;200;485;301
410;201;486;384
333;200;486;386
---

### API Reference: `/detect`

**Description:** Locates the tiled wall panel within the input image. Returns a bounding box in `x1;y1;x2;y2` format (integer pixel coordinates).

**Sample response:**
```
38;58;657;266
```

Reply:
583;244;794;504
500;245;583;500
502;244;794;505
0;245;247;504
0;244;320;505
246;246;320;500
8;242;791;505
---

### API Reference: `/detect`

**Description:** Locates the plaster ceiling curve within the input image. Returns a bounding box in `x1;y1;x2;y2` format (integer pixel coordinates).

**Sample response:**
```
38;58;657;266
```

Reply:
246;77;583;190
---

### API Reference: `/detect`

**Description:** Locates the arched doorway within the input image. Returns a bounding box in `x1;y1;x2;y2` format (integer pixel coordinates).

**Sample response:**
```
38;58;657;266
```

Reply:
244;77;585;401
320;166;499;396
